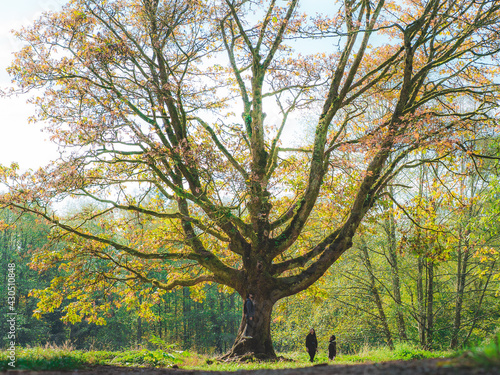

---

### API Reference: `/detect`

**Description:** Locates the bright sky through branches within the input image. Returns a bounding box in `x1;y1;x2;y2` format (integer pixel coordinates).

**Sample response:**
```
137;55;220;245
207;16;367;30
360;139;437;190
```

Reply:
0;0;65;170
0;0;337;171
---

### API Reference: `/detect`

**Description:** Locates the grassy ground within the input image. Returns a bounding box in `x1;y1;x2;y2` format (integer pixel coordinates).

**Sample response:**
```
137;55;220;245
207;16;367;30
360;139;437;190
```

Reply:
458;333;500;368
0;338;498;372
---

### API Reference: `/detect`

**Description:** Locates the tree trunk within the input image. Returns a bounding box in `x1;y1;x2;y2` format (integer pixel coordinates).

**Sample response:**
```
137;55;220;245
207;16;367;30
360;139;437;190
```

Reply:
416;162;426;347
386;198;408;342
183;288;190;348
451;167;474;349
221;295;276;360
137;295;143;344
361;241;394;349
462;261;495;347
137;316;143;344
417;255;426;346
425;259;434;349
450;239;469;349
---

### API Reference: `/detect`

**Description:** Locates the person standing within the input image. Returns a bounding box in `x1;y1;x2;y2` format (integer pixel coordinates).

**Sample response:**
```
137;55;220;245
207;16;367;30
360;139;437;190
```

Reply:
243;293;255;339
305;328;318;363
328;335;337;360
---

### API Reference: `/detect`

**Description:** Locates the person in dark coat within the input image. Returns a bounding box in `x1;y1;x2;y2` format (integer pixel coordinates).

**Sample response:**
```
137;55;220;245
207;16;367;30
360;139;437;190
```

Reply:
305;328;318;362
328;335;337;360
243;293;255;338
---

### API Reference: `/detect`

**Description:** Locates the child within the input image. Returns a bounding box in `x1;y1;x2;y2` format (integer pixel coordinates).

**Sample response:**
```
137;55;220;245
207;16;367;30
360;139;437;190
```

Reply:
328;335;337;360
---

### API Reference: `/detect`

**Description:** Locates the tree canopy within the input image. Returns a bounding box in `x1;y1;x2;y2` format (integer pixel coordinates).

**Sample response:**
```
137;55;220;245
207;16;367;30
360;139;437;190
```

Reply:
1;0;500;358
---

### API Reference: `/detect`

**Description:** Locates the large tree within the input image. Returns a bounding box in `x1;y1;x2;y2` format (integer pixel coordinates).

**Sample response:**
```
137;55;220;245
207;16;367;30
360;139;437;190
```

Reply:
1;0;500;358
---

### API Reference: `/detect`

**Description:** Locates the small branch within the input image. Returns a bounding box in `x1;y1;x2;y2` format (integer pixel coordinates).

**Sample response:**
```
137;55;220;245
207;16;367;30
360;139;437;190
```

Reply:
381;192;444;233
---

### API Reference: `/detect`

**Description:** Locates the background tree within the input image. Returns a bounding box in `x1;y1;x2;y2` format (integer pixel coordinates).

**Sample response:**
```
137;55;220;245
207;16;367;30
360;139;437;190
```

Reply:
0;205;242;351
0;209;77;347
1;0;500;358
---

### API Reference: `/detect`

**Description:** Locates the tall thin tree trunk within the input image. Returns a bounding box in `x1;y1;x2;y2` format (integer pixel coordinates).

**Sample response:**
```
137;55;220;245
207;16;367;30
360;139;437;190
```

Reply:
137;305;143;345
361;241;394;349
463;260;496;347
425;259;434;349
174;289;179;342
158;298;162;339
386;195;408;341
451;167;476;349
450;236;469;349
417;255;426;346
415;160;427;347
183;288;188;348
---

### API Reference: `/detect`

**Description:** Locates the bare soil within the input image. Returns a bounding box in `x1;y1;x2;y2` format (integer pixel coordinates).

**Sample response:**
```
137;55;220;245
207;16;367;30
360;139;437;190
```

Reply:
2;358;499;375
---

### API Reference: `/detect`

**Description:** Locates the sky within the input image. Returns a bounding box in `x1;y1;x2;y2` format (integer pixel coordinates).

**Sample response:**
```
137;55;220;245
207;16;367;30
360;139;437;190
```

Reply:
0;1;337;172
0;1;64;171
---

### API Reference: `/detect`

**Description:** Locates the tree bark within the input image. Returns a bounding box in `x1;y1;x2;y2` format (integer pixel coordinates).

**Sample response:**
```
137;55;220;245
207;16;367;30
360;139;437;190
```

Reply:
451;166;476;349
450;237;469;349
221;295;276;360
462;261;495;347
386;199;408;342
425;259;434;349
417;255;426;346
361;241;394;349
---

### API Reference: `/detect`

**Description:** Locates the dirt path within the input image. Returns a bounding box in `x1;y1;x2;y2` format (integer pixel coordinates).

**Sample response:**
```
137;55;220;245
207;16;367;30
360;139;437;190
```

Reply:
2;358;499;375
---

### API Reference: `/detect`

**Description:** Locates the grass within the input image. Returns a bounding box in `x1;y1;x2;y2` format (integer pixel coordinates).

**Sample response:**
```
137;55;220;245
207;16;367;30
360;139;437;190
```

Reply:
192;343;452;372
0;342;468;372
0;346;207;371
459;332;500;368
334;342;452;364
0;346;89;371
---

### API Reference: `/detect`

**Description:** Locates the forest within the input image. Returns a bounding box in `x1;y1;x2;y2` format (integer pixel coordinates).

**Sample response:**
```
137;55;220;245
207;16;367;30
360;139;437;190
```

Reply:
1;0;500;362
1;151;500;355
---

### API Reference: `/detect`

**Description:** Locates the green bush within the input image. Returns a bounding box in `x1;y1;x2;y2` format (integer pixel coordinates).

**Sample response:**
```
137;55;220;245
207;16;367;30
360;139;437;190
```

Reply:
393;343;432;360
465;332;500;368
109;349;178;367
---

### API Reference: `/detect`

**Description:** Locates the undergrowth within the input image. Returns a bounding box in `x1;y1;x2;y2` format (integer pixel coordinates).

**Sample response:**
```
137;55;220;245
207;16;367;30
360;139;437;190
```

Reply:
336;342;451;364
0;336;206;371
461;332;500;368
0;341;458;371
